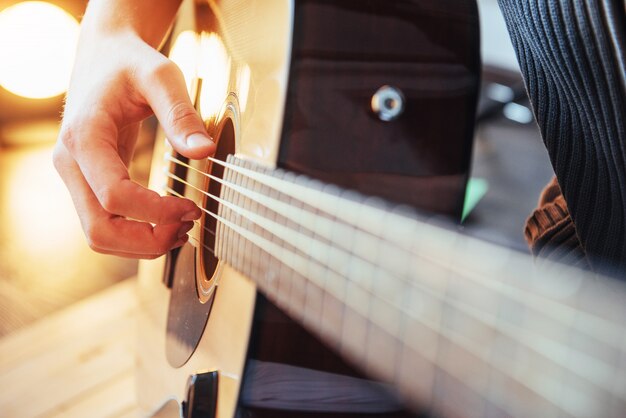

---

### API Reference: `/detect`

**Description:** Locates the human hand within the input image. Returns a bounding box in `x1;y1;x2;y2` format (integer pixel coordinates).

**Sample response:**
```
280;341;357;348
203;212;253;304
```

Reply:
53;30;215;259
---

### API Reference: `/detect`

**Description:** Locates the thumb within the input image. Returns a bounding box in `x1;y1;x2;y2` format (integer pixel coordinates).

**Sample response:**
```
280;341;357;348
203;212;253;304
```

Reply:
136;57;216;159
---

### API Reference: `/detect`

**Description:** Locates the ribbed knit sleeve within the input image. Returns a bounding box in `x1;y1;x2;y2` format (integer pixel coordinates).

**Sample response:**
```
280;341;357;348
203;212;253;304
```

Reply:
525;177;591;269
498;0;626;276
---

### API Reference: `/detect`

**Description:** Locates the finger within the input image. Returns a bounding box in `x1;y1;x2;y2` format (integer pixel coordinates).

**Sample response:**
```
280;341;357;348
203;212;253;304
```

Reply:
92;217;193;255
53;144;197;256
59;118;201;224
134;56;216;159
92;235;189;260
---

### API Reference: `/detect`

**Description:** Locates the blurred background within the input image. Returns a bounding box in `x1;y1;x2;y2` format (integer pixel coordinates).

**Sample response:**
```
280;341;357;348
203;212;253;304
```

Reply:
0;0;143;337
0;0;555;338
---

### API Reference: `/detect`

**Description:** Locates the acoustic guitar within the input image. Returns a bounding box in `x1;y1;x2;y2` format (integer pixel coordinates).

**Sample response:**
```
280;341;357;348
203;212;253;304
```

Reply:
137;1;626;417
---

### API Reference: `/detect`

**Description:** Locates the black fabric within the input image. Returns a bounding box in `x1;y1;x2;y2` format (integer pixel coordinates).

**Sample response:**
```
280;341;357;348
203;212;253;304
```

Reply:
498;0;626;277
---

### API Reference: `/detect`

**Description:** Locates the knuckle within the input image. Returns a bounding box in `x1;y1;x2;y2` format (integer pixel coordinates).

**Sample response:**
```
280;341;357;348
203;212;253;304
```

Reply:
98;186;120;214
146;58;179;87
51;144;67;173
58;122;78;152
167;101;198;129
151;195;168;225
84;222;107;252
58;109;114;154
155;240;172;255
86;240;103;253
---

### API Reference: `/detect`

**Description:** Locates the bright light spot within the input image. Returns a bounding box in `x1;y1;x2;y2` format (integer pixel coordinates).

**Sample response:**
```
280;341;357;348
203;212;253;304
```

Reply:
198;32;231;120
4;145;84;256
0;1;79;99
169;31;232;120
237;64;251;112
169;30;199;97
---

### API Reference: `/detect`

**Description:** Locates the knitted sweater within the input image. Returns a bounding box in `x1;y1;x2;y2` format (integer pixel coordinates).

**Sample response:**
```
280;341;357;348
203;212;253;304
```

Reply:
498;0;626;277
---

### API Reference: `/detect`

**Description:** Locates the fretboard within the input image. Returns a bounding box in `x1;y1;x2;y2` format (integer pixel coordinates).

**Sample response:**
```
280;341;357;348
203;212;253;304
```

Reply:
213;155;626;418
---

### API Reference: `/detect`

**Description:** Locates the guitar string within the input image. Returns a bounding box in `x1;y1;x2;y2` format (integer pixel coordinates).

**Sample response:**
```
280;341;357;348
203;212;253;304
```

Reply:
164;172;626;400
207;155;626;348
165;155;626;349
192;219;216;238
165;188;217;256
168;153;618;346
164;178;619;414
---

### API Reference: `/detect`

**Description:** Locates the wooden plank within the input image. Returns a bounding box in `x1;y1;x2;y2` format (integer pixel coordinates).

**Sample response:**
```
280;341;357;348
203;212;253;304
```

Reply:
46;371;136;418
1;332;135;417
0;280;137;369
0;319;135;403
113;406;143;418
0;279;139;418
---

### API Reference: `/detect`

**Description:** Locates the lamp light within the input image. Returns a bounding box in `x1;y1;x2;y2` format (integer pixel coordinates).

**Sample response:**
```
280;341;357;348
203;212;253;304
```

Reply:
0;1;79;99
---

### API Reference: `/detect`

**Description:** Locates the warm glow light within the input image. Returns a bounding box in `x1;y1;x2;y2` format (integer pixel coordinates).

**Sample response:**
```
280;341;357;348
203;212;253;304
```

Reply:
5;146;84;256
198;33;231;120
169;31;232;120
0;1;79;99
237;64;251;112
169;30;199;97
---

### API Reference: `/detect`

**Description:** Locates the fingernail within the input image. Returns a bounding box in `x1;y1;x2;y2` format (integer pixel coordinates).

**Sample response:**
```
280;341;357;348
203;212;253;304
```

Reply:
178;222;193;238
187;133;214;149
181;209;200;221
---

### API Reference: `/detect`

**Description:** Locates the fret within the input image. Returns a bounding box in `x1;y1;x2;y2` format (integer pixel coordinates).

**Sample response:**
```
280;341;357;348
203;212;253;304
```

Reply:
256;163;274;293
321;188;354;350
223;161;236;271
312;179;339;344
364;320;402;388
226;158;240;272
364;297;403;340
263;162;283;302
285;269;308;324
319;289;348;355
301;268;324;333
300;177;328;333
243;159;266;288
389;218;421;408
276;170;298;313
343;253;375;319
214;161;229;260
239;159;256;280
339;304;370;369
237;161;252;277
289;174;321;324
250;168;269;295
279;173;306;320
395;315;440;411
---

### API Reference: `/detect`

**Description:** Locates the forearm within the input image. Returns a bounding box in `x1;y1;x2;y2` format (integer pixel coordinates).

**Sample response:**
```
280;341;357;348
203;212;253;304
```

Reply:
80;0;182;47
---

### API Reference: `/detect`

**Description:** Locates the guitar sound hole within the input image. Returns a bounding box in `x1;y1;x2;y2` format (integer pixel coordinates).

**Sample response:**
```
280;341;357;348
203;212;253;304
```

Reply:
197;118;236;300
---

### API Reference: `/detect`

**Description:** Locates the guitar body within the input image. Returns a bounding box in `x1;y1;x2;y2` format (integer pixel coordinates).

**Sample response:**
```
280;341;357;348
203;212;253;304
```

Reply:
137;0;480;416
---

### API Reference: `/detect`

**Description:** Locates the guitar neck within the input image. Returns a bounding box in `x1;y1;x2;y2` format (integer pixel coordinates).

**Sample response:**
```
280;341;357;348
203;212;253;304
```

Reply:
212;155;626;417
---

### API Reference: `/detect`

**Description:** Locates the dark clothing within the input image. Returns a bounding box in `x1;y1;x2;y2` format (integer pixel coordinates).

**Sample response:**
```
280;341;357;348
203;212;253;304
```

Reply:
498;0;626;277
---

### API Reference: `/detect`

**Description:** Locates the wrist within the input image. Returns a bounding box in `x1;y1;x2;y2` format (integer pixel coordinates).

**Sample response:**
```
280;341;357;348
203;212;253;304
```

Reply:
80;0;181;48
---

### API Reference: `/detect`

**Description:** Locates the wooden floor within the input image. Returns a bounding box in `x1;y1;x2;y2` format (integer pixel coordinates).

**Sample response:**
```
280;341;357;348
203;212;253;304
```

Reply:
0;119;156;337
0;279;140;418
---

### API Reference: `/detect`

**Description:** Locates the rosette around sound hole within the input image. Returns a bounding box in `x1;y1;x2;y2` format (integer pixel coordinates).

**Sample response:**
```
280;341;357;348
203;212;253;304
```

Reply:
164;118;236;368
